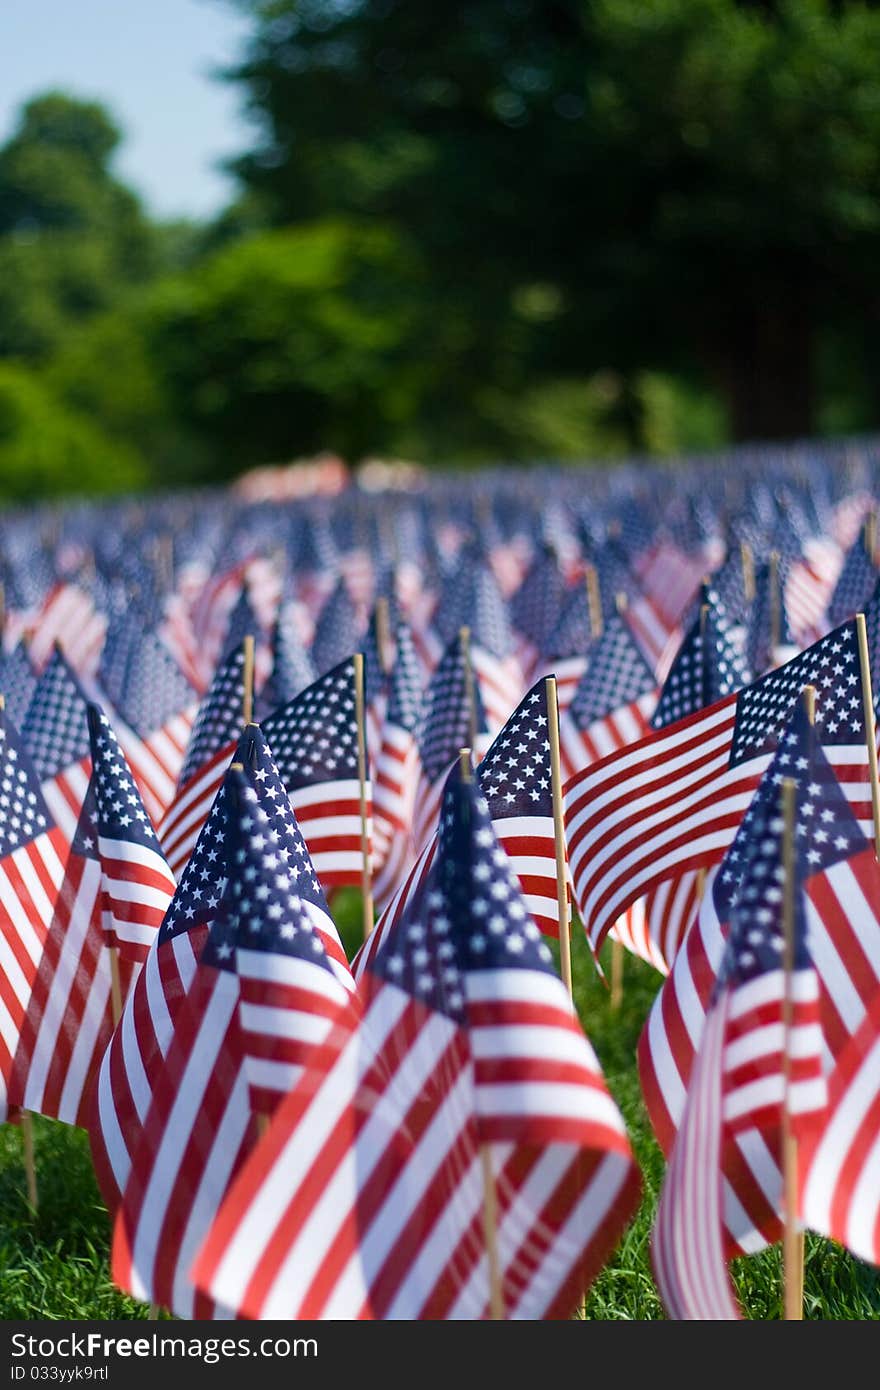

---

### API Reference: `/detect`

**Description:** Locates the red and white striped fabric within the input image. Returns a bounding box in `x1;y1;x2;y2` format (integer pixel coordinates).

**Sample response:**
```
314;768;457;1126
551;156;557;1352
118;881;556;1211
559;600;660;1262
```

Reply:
111;953;254;1316
651;1001;741;1320
111;745;352;1318
559;691;655;783
114;705;197;830
159;595;206;695
192;773;639;1320
8;817;130;1129
0;715;69;1124
157;743;232;879
42;756;92;847
564;622;872;958
635;543;704;631
640;868;707;976
88;709;177;966
639;815;880;1254
358;681;569;975
221;767;355;1120
89;767;233;1212
624;596;678;678
800;985;880;1266
261;659;373;893
786;538;842;643
471;643;525;733
536;655;587;714
27;583;107;680
188;561;248;687
607;899;668;977
371;722;419;911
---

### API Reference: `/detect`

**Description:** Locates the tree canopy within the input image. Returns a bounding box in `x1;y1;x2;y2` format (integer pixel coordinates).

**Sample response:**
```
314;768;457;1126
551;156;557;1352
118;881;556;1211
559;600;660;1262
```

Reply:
3;4;880;496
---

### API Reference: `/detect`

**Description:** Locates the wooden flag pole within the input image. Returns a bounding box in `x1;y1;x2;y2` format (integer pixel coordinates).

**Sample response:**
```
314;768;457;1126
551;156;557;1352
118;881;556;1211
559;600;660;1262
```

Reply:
353;653;374;940
109;947;123;1028
242;635;255;727
460;748;505;1321
855;613;880;862
375;596;392;676
740;541;756;604
780;773;803;1321
545;677;572;998
459;625;479;754
864;510;877;564
585;565;603;639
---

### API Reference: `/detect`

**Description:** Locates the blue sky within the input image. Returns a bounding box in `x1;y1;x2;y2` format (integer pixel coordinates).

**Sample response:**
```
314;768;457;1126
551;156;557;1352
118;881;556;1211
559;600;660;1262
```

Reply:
1;0;257;220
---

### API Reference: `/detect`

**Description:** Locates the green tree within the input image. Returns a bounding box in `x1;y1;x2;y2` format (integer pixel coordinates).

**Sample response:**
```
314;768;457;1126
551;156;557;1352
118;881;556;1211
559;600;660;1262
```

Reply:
0;362;146;502
0;93;159;361
221;0;880;441
146;220;427;475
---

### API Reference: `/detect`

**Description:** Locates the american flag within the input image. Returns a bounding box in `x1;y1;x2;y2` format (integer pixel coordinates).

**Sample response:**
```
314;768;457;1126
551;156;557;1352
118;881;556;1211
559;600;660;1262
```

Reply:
635;591;753;976
652;770;827;1318
564;620;873;960
25;581;107;681
157;645;245;878
799;983;880;1267
87;706;177;965
783;538;839;645
8;778;121;1127
261;657;371;892
356;678;565;980
826;531;878;629
640;710;879;1255
191;763;639;1319
0;709;68;1123
372;623;422;910
411;631;491;855
88;750;234;1212
111;737;350;1317
108;631;199;827
558;612;656;781
650;591;750;732
215;765;354;1119
20;645;92;844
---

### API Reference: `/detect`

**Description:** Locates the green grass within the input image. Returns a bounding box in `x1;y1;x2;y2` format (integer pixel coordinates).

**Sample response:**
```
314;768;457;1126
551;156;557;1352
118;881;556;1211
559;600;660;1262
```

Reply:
1;906;878;1319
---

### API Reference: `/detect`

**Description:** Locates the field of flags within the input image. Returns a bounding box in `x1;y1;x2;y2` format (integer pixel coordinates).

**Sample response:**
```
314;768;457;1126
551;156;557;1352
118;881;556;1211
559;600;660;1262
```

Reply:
2;441;880;1319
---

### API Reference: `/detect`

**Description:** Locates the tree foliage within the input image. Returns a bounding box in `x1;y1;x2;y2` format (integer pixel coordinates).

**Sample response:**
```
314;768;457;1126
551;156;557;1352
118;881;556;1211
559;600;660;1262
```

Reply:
222;0;880;440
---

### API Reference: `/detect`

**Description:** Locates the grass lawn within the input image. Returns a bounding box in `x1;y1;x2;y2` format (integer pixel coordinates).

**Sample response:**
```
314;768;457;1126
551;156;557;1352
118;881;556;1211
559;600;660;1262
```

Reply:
1;902;879;1320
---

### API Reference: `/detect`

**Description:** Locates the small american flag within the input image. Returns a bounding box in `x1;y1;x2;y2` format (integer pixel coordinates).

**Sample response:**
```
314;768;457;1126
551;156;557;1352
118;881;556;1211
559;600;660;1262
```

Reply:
87;706;176;965
652;769;827;1319
215;765;354;1120
411;631;491;855
0;710;68;1123
558;612;656;781
157;645;245;878
640;707;879;1256
112;738;350;1318
564;620;873;960
21;645;92;844
192;762;638;1319
799;983;880;1268
8;778;120;1128
262;657;371;892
